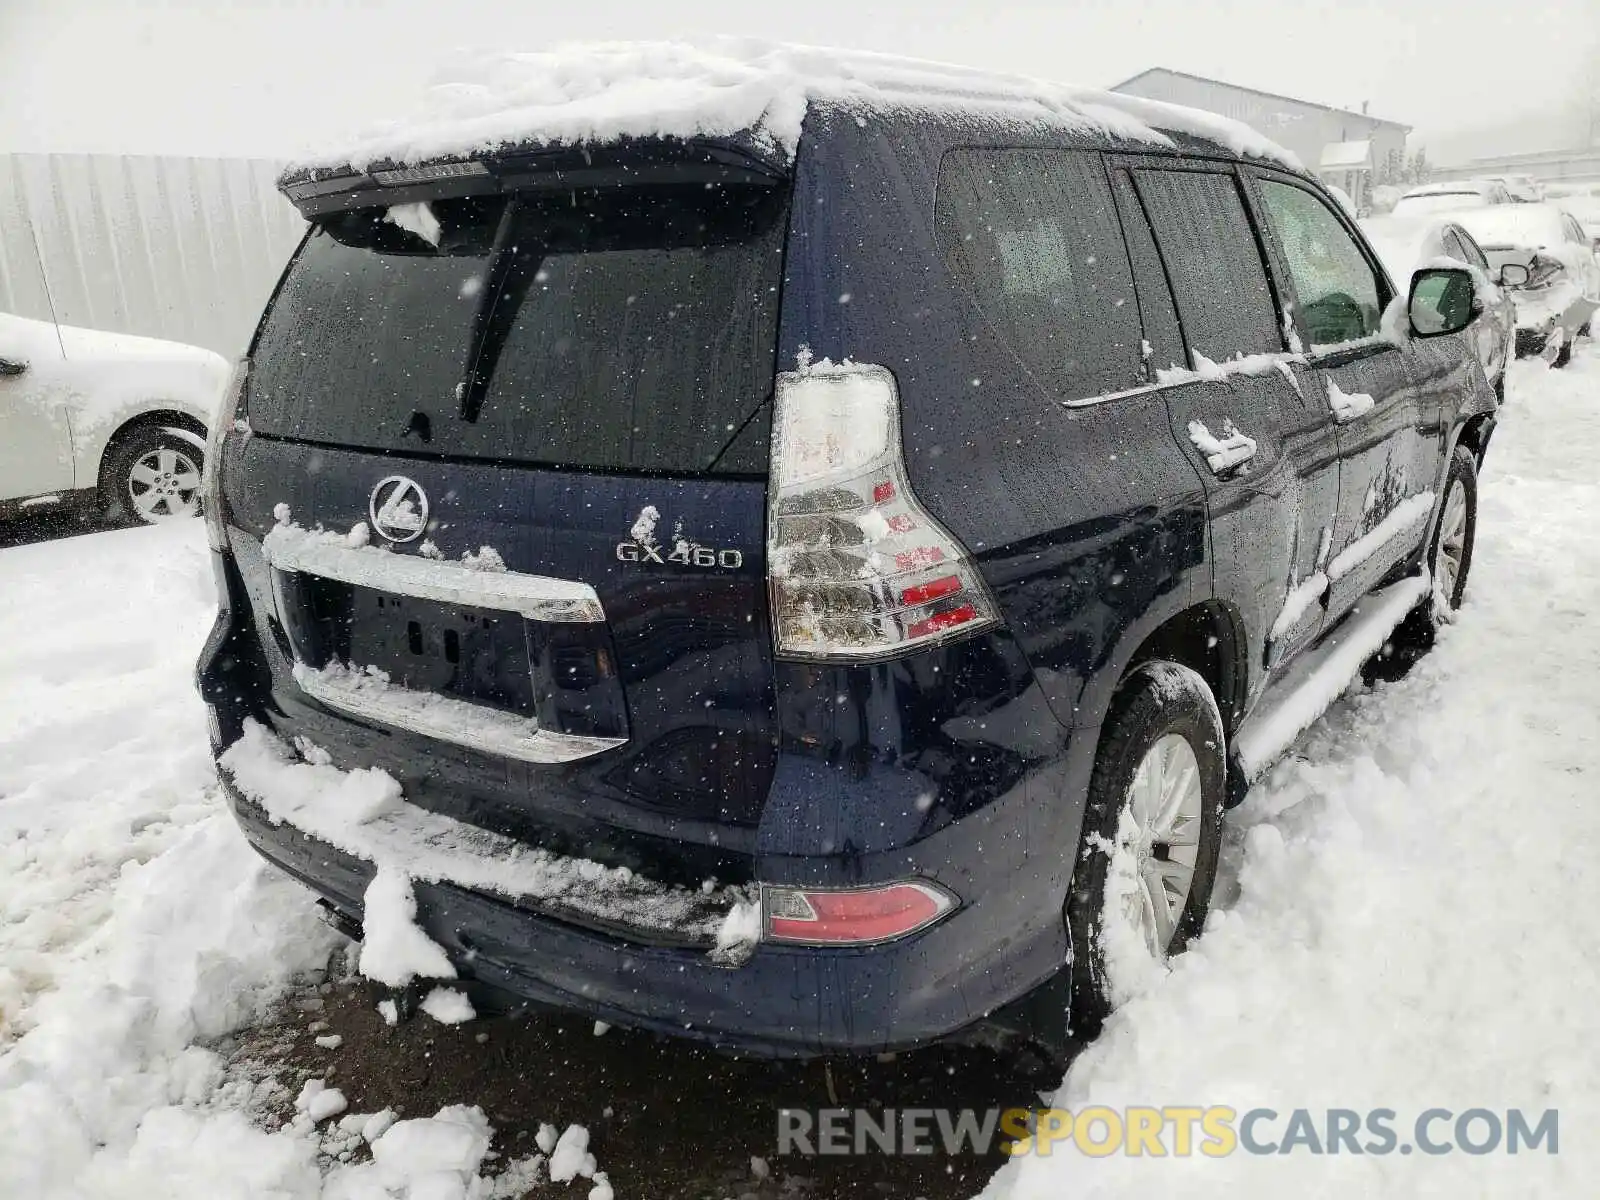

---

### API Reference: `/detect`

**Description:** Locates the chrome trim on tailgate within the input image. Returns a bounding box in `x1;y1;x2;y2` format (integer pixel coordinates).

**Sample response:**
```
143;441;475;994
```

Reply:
263;529;605;623
293;663;626;765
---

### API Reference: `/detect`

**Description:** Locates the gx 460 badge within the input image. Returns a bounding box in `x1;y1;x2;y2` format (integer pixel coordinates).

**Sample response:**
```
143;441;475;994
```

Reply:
617;541;744;569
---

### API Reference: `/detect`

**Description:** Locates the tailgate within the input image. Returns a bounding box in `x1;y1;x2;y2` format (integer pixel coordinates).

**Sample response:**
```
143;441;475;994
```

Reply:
227;167;789;885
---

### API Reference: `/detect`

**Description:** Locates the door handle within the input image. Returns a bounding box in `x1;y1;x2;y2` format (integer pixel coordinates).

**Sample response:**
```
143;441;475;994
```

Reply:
1188;419;1257;476
0;357;27;377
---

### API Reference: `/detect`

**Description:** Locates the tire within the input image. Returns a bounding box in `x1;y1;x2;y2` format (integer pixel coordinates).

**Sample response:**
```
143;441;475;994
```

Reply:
1376;446;1478;673
1066;661;1226;1038
1553;335;1573;368
101;423;206;526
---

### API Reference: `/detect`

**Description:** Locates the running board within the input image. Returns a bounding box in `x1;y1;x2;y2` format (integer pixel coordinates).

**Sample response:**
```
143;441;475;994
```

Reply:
1232;572;1430;785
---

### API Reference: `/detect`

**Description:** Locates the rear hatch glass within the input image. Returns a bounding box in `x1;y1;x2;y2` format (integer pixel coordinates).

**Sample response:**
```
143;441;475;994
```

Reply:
247;182;788;474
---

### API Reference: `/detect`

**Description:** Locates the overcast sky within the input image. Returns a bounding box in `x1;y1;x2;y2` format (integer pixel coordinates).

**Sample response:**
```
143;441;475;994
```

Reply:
1;0;1594;163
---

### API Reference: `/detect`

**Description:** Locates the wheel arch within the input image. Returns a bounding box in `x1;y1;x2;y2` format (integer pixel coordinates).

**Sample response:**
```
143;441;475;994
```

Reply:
1456;411;1495;471
1075;597;1251;745
1118;600;1249;735
96;408;208;495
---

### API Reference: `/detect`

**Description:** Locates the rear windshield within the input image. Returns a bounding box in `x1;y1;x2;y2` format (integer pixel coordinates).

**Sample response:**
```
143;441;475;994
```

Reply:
247;183;789;474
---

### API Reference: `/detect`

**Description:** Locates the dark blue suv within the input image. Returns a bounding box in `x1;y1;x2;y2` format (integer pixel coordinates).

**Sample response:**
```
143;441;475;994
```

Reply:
198;51;1496;1064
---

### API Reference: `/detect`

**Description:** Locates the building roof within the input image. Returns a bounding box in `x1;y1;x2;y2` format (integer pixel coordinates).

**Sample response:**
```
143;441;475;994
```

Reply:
1109;67;1411;132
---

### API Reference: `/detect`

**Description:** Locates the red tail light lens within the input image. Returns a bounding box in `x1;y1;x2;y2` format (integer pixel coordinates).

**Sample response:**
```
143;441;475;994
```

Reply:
763;881;957;945
767;361;1000;661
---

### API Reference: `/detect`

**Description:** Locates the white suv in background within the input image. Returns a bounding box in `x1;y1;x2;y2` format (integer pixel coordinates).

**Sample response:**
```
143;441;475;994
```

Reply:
0;311;228;524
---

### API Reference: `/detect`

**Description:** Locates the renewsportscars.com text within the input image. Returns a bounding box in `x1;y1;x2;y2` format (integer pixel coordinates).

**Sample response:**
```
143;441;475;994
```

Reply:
777;1106;1559;1158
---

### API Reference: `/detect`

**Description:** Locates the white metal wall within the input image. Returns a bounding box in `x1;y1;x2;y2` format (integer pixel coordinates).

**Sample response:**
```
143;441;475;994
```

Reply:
0;154;305;360
1112;72;1408;177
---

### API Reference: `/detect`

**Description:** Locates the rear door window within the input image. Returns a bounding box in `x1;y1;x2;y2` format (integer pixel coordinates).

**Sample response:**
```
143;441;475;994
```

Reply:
1255;181;1385;349
247;183;789;475
1445;229;1488;273
935;148;1142;401
1131;168;1283;362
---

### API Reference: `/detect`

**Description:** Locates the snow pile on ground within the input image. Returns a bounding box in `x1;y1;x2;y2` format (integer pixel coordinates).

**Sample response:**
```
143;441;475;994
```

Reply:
0;523;594;1197
984;342;1600;1195
294;38;1296;173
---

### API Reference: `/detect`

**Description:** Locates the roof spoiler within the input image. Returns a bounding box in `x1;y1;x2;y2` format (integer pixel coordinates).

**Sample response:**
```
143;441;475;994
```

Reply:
277;137;789;218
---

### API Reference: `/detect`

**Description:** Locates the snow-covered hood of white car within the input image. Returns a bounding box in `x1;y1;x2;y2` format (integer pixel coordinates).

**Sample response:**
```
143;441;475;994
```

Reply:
2;311;232;440
54;320;229;375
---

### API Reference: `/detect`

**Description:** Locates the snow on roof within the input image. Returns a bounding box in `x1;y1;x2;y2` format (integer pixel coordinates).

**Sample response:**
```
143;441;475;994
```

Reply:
1450;204;1569;250
293;39;1301;174
1319;139;1372;170
1403;181;1493;198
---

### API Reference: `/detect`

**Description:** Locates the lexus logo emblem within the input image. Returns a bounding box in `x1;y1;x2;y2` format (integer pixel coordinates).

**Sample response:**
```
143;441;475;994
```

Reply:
369;476;429;543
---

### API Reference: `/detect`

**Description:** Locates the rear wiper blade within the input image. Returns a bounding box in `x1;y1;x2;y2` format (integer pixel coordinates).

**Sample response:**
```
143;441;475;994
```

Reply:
460;198;534;424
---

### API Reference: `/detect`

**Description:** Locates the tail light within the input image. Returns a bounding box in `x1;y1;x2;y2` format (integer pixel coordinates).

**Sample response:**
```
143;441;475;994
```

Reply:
763;881;956;945
1522;254;1566;290
767;361;999;661
203;360;247;552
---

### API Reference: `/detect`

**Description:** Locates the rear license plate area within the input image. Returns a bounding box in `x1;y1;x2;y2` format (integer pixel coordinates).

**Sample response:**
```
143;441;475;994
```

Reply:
297;580;537;715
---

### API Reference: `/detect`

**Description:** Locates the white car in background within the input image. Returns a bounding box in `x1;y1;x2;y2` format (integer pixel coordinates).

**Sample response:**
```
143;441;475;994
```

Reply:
1481;174;1543;203
1390;179;1512;218
1360;214;1518;397
0;312;228;524
1545;184;1600;237
1450;204;1600;367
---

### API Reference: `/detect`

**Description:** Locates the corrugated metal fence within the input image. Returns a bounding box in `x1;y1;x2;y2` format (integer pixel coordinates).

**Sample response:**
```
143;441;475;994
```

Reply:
0;154;306;359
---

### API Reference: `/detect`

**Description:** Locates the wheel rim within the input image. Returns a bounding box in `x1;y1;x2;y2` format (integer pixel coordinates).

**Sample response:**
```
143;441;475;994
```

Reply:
128;446;201;521
1434;480;1468;609
1119;733;1204;959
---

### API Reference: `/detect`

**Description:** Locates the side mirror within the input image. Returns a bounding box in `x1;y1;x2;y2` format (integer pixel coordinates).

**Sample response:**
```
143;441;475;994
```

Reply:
1409;267;1477;338
1498;262;1531;288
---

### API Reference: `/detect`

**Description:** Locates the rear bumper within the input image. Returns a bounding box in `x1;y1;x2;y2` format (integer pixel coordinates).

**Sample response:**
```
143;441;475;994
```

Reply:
1512;289;1595;354
221;772;1076;1057
199;531;1092;1056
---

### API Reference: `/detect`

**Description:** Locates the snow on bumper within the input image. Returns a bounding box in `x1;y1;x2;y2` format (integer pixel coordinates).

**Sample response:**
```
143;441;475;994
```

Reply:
218;721;760;961
1509;281;1582;334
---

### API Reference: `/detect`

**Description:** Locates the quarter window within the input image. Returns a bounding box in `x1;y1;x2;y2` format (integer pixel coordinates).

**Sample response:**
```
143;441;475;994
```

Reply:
936;149;1142;401
1257;181;1385;349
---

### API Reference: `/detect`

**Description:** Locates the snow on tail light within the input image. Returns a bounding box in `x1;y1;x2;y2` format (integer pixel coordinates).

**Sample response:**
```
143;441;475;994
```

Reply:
203;359;248;552
767;361;999;660
1523;254;1567;290
762;881;957;945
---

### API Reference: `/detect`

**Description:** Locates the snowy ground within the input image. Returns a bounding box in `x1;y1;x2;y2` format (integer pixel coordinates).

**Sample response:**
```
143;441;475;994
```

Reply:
1;341;1597;1197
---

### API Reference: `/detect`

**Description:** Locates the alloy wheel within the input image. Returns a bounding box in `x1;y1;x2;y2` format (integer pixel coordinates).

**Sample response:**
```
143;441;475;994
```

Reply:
128;446;202;521
1119;732;1204;959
